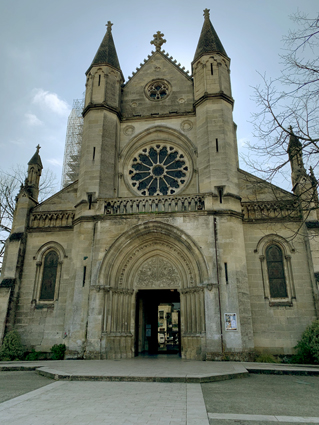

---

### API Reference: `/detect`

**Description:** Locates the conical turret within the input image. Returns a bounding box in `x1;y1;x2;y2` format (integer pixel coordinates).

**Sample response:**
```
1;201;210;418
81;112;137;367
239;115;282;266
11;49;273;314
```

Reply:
193;8;228;64
192;10;238;206
87;21;121;74
84;21;123;109
26;144;43;202
79;20;123;203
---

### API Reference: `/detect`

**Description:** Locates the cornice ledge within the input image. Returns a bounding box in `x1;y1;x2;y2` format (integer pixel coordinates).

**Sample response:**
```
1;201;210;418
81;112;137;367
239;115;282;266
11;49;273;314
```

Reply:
82;103;121;119
194;92;234;108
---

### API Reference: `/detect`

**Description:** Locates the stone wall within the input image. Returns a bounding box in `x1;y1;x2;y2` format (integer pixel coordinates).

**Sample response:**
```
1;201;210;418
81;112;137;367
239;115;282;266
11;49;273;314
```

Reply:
243;221;318;354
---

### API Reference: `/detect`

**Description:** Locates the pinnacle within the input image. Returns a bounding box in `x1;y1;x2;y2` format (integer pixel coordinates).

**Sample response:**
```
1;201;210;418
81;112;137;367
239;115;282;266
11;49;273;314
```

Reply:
193;9;228;63
28;145;43;168
288;127;302;153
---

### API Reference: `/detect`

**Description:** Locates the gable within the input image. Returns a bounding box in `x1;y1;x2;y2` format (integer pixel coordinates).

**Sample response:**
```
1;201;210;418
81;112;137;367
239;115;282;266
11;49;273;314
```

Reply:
33;181;78;212
121;52;194;118
238;169;295;202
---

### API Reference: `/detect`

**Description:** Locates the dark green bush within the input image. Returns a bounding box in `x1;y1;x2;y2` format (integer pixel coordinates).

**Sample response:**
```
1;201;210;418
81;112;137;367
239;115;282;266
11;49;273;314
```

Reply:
50;344;66;360
25;349;44;361
292;320;319;364
0;330;25;361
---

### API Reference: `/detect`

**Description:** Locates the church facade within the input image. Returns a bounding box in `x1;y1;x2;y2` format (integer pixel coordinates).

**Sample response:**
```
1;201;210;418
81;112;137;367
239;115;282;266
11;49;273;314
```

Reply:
1;10;319;360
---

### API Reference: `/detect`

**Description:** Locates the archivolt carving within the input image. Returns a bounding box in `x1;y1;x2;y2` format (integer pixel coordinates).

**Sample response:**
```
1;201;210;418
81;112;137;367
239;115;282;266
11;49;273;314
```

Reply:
98;221;208;290
135;256;181;288
118;241;194;288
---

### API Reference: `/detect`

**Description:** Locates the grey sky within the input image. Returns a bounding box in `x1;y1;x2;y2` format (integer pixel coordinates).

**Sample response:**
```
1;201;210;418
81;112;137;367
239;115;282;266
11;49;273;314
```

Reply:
0;0;318;190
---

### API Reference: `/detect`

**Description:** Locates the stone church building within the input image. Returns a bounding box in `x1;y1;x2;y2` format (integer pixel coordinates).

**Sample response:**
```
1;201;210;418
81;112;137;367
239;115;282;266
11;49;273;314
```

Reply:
1;10;319;360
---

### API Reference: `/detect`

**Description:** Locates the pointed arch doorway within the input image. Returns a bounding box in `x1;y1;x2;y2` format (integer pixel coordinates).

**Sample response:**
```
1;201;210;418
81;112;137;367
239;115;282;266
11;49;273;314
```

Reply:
135;289;181;356
97;221;209;360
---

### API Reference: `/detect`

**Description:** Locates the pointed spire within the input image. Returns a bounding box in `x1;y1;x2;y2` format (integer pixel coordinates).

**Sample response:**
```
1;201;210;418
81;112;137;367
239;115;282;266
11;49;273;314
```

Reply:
287;126;302;155
88;21;121;72
193;9;228;63
28;144;43;168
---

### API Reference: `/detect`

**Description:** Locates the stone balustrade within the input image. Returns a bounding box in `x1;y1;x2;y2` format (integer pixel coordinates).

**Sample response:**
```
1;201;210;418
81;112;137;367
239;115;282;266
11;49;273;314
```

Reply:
30;211;75;228
242;201;301;220
104;194;205;215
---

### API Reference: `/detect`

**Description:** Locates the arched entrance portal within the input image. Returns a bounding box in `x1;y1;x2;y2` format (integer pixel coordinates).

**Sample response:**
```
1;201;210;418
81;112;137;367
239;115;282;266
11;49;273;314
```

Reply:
96;221;208;360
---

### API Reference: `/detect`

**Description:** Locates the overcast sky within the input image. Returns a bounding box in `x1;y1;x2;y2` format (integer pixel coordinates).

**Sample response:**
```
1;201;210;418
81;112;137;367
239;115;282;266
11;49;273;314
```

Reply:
0;0;318;192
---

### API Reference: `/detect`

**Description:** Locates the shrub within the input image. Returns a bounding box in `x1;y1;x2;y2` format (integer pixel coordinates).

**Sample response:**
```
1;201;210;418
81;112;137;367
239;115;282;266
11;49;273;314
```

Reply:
0;330;25;361
292;320;319;364
25;349;46;361
255;353;279;363
50;344;66;360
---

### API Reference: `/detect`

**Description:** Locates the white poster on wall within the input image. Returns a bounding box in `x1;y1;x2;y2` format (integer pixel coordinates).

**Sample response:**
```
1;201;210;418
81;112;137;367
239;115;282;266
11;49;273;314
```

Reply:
225;313;237;331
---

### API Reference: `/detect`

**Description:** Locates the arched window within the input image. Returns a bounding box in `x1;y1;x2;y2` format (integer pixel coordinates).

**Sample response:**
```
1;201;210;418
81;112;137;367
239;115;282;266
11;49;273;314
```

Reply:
255;235;296;306
266;245;288;298
39;251;59;301
33;242;66;306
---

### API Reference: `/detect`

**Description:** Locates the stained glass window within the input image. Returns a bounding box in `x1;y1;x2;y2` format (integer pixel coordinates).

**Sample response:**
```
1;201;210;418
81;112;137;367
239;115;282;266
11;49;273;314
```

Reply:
266;245;288;298
39;251;59;301
129;144;190;196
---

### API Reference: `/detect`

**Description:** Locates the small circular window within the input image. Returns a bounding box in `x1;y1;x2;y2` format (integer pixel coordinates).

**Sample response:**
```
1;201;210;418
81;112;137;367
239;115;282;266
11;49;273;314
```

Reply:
128;144;190;196
146;80;170;101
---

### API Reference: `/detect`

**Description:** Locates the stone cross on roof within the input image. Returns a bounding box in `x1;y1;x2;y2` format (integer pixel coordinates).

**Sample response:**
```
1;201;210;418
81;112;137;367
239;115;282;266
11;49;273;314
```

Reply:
203;8;210;19
150;31;166;51
36;144;41;153
106;21;113;33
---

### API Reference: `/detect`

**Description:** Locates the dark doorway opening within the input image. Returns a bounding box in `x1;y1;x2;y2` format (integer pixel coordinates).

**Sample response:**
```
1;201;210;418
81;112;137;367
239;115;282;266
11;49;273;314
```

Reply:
135;289;181;356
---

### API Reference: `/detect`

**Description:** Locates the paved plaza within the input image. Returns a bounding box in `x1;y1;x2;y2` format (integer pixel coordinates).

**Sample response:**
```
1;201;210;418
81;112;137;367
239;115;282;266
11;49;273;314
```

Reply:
0;358;319;424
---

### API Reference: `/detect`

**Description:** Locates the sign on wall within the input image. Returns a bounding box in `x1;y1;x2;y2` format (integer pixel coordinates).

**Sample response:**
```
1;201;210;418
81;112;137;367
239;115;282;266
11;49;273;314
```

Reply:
225;313;237;331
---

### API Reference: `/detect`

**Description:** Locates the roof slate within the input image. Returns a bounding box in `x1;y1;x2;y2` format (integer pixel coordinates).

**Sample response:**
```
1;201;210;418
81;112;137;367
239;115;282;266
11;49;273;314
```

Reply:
193;14;228;62
28;151;43;168
89;24;121;72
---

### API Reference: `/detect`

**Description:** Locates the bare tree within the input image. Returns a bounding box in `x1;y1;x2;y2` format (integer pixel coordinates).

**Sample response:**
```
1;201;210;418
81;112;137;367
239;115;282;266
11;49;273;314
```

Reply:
0;167;57;271
247;12;319;184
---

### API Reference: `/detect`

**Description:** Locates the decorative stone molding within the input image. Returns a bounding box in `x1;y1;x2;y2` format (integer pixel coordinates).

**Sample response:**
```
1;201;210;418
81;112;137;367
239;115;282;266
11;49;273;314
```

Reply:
111;288;134;295
104;194;205;215
118;242;194;288
180;286;204;294
30;211;75;228
123;125;135;136
126;50;191;82
135;256;181;288
242;201;300;221
98;221;209;294
145;79;171;101
180;120;193;132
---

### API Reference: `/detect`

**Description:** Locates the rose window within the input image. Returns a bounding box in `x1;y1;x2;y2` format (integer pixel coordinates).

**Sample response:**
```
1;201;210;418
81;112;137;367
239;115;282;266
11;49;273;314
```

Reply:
128;144;190;196
146;80;170;101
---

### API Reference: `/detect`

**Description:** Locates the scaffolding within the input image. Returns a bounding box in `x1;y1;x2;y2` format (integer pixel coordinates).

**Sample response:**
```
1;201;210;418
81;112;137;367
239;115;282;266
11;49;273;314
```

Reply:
61;99;84;188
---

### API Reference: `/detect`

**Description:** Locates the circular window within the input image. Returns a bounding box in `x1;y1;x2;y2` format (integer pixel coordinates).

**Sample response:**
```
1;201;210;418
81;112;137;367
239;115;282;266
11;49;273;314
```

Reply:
128;144;190;196
146;80;170;101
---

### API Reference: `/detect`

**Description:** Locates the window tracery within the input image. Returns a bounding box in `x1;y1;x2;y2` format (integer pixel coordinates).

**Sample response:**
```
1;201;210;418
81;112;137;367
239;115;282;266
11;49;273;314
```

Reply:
146;80;170;101
128;144;190;196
